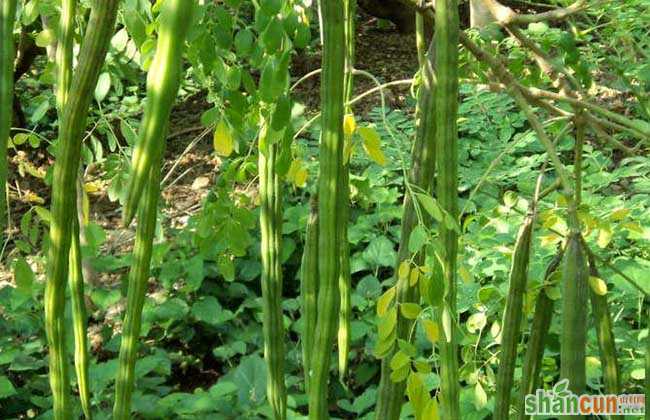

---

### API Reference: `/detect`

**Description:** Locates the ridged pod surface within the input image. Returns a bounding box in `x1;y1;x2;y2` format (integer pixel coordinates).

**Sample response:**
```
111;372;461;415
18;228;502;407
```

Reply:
494;215;534;419
259;124;286;420
308;0;345;416
587;255;620;395
114;2;196;417
122;0;196;226
517;251;562;420
560;233;589;401
54;1;92;417
113;166;161;420
0;0;17;243
44;2;120;418
69;217;92;419
337;0;355;382
301;199;318;391
434;0;461;418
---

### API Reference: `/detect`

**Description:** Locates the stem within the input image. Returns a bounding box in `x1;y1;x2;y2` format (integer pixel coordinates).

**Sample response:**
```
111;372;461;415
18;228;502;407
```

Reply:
45;3;119;418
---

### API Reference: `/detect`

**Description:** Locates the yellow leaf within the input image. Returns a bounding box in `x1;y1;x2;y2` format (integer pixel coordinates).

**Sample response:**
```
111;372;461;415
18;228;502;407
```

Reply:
343;113;356;136
422;319;439;344
609;207;629;221
597;226;612;248
474;382;487;409
377;286;396;317
588;276;608;296
621;221;643;233
358;126;386;166
213;120;234;157
398;260;410;281
459;266;472;284
422;398;440;420
288;160;308;187
409;268;419;286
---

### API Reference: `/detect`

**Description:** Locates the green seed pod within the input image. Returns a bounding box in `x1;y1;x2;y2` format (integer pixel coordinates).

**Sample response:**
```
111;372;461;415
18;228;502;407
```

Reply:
308;0;346;416
433;1;461;418
560;233;589;397
45;3;120;418
301;198;318;391
113;167;161;420
495;214;534;419
517;250;562;420
69;216;92;420
0;0;17;239
123;0;196;226
259;122;287;420
587;254;620;395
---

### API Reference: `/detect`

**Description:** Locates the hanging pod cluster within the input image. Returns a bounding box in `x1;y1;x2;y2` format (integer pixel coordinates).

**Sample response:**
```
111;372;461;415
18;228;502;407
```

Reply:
44;2;120;418
113;2;196;419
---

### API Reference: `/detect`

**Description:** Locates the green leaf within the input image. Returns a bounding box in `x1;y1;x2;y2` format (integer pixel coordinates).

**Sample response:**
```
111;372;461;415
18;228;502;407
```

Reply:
234;29;254;56
389;364;410;383
233;355;267;406
409;225;428;253
415;193;443;222
363;236;397;268
389;350;410;371
377;307;397;340
397;338;417;357
13;258;34;295
260;0;282;14
0;376;17;399
261;17;284;53
191;296;234;326
400;302;422;319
